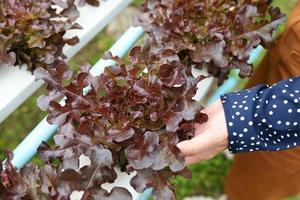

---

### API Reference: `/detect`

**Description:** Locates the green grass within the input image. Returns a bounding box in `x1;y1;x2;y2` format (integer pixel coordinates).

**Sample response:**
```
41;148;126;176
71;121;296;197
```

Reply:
132;0;144;7
174;154;231;200
286;195;300;200
0;87;46;157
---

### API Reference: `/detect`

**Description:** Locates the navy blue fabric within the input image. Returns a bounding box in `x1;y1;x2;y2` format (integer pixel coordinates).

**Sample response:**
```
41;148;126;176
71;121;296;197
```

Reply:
221;76;300;153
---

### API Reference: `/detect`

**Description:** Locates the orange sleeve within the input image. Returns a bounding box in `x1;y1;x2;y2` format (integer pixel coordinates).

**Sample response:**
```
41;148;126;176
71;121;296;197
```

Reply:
278;0;300;76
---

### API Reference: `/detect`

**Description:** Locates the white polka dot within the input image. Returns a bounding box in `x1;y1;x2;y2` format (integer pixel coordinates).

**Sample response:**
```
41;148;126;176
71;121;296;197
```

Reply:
230;141;234;144
250;137;255;140
282;89;287;93
295;90;299;93
244;107;249;110
294;99;299;103
295;133;298;137
293;122;298;126
272;104;277;108
268;124;273;128
269;111;273;115
248;121;253;126
272;95;276;99
233;132;237;136
239;134;243;137
290;94;295;97
277;121;282;125
249;149;254;152
229;122;233;126
284;100;288;104
288;109;293;113
243;128;248;133
240;116;245;121
286;122;291;126
262;119;266;123
254;113;258;117
297;109;300;113
235;112;240;116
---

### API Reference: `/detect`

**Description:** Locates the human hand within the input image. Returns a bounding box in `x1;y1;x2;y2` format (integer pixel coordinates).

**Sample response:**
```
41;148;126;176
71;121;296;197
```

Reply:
177;99;229;165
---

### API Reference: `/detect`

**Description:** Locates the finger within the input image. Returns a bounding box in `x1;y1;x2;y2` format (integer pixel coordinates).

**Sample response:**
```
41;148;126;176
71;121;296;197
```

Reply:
177;132;216;157
185;155;205;165
194;123;202;129
184;148;219;165
194;123;206;135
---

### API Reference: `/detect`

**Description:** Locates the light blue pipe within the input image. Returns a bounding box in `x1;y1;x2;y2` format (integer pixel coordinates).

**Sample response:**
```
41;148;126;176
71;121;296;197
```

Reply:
12;26;144;169
138;188;153;200
207;45;264;105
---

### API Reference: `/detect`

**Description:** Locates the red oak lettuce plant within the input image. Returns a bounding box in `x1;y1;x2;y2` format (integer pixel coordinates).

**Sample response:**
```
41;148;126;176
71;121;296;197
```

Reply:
0;0;81;71
0;45;208;199
78;0;101;7
135;0;286;83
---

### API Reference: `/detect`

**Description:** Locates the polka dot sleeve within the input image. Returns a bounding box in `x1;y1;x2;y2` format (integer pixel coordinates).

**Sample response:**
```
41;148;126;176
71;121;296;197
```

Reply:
221;76;300;153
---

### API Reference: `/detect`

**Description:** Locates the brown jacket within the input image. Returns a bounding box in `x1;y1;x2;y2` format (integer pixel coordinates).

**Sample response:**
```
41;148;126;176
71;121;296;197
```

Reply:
226;1;300;200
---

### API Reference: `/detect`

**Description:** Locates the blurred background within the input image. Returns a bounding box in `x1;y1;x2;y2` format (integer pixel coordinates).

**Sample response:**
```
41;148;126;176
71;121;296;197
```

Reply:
0;0;298;199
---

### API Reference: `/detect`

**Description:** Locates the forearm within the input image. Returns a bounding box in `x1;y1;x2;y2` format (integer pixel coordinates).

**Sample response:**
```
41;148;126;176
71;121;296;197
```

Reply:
221;76;300;153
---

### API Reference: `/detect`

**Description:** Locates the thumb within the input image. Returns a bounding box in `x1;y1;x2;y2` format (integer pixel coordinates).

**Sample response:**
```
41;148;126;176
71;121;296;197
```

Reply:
177;132;214;157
